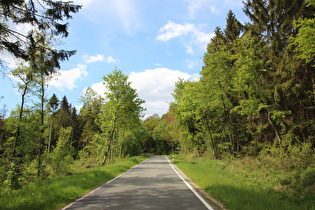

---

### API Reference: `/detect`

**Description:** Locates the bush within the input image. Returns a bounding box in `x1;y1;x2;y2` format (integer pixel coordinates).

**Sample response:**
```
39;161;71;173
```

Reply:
46;127;73;175
258;142;314;172
4;161;21;190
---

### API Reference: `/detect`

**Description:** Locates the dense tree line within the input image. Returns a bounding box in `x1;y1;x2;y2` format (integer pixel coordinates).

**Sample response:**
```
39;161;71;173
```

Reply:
0;0;82;188
0;1;147;189
166;0;315;163
0;68;148;189
142;0;315;167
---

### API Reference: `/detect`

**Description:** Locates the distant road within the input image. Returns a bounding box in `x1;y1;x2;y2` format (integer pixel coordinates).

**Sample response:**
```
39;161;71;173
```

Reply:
63;156;215;210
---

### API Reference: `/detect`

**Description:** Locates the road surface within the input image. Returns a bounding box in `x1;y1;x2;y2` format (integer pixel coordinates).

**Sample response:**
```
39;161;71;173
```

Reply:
63;156;215;210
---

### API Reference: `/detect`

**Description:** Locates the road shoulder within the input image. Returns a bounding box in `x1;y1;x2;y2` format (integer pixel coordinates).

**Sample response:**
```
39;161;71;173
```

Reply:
167;157;226;210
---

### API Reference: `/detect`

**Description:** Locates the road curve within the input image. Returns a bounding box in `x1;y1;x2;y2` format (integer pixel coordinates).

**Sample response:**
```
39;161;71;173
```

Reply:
62;156;215;210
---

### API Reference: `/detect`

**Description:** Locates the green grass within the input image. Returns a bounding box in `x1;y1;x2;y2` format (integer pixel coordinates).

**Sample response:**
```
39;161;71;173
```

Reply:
172;155;315;210
0;156;148;210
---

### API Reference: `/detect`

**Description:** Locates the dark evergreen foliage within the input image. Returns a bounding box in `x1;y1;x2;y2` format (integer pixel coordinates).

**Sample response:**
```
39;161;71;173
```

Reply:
0;0;81;62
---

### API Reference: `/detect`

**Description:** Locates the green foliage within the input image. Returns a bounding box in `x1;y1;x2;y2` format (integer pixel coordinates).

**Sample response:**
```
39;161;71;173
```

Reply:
101;68;145;128
46;127;73;175
1;1;314;208
79;87;103;149
4;162;21;190
258;142;314;171
167;0;315;160
173;155;315;210
290;0;315;64
142;114;160;153
0;0;81;70
97;68;145;165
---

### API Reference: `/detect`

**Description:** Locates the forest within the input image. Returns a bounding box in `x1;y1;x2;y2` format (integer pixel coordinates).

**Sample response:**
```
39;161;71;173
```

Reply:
0;0;314;197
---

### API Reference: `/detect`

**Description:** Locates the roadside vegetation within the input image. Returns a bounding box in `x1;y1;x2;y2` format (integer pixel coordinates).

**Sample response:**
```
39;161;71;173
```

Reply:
1;1;314;210
172;155;314;210
0;156;147;210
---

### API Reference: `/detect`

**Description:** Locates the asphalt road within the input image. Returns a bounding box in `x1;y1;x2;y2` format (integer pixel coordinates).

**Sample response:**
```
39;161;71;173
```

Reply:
63;156;215;210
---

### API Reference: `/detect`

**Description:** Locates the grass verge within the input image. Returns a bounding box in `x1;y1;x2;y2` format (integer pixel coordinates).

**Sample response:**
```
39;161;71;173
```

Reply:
0;156;148;210
172;155;314;210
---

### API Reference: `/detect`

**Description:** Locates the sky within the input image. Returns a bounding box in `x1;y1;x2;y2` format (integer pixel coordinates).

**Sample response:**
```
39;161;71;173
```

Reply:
0;0;248;119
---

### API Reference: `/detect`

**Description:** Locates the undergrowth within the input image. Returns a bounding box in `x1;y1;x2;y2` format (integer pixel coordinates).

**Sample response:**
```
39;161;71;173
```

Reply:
172;151;315;210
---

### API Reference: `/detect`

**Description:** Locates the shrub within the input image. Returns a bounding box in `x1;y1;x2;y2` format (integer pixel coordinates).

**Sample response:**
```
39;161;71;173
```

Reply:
258;142;314;172
4;161;21;190
46;127;73;175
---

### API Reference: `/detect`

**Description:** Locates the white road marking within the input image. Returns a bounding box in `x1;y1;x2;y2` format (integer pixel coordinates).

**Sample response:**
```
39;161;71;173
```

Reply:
166;157;214;210
61;158;149;210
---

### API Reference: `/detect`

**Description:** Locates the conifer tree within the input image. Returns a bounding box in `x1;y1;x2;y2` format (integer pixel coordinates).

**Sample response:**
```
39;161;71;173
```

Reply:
0;0;81;75
58;96;71;129
224;10;243;44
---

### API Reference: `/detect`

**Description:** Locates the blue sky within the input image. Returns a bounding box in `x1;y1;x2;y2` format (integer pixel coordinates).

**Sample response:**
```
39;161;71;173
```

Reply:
1;0;248;118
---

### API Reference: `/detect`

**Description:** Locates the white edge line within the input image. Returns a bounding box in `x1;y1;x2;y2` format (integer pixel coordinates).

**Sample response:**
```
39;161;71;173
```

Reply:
166;157;214;210
61;158;149;210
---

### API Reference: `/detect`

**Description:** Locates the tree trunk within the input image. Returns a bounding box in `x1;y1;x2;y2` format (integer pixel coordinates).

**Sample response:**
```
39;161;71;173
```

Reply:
102;118;116;165
37;77;45;177
110;143;114;163
267;111;282;145
102;143;111;165
209;128;218;159
120;131;124;158
0;130;3;153
48;117;53;154
218;80;234;157
204;117;218;159
13;83;29;156
228;131;235;157
70;126;74;153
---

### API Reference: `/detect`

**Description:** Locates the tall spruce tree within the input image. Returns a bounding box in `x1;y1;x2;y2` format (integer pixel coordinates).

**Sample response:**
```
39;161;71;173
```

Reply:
224;10;243;44
0;0;81;75
58;96;71;129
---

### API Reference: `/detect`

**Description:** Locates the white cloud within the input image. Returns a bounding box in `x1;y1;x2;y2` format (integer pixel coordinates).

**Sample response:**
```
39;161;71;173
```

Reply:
193;29;215;49
74;104;84;112
15;23;34;35
86;68;195;117
83;54;104;63
156;21;214;53
73;0;94;7
49;64;88;90
187;0;219;18
112;0;140;34
156;21;195;42
0;21;36;69
89;82;107;96
0;52;24;70
188;0;241;18
185;44;194;55
191;73;201;81
106;56;118;63
210;5;219;13
186;59;196;69
188;0;208;18
83;54;118;64
128;68;193;116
